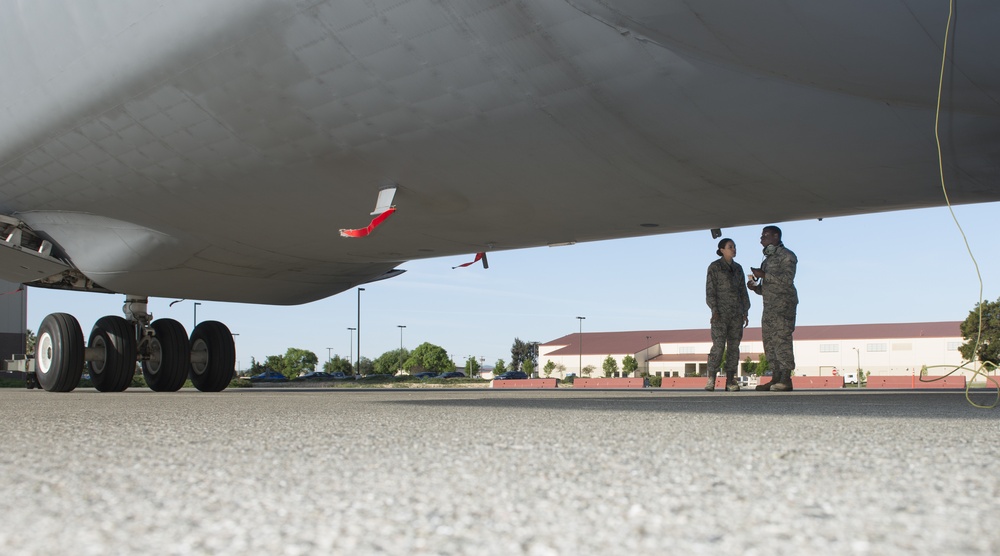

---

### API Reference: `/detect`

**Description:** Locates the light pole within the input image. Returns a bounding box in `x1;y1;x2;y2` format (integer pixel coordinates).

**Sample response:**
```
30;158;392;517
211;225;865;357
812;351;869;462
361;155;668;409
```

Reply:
853;347;861;386
397;325;406;374
326;347;333;373
193;302;201;329
348;327;356;373
576;316;586;376
357;288;365;377
645;335;651;378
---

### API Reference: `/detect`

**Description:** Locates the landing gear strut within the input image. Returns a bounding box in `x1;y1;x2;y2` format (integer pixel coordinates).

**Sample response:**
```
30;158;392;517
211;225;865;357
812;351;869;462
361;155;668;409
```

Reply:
34;296;235;393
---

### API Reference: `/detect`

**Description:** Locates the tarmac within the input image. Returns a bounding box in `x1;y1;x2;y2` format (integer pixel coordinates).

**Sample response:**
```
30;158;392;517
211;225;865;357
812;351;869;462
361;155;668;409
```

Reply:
0;388;997;555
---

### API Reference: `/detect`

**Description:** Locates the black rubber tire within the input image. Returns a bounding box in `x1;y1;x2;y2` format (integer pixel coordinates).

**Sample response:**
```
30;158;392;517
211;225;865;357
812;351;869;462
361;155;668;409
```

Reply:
189;320;235;392
88;316;137;392
141;319;190;392
35;313;84;392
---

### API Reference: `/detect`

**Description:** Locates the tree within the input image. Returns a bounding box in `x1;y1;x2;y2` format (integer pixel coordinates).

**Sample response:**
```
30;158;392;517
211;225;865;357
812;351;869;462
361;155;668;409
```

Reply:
323;355;353;375
403;342;452;374
543;360;555;378
26;329;35;356
523;359;536;377
602;355;618;377
267;348;319;379
510;338;538;372
373;348;410;375
622;354;638;377
494;359;507;375
959;297;1000;366
582;364;595;377
743;353;769;377
357;356;374;376
464;356;480;376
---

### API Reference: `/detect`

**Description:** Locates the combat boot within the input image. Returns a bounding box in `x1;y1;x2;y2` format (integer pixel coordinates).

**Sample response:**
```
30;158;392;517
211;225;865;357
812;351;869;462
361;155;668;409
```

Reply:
725;372;740;392
770;369;794;391
705;373;716;392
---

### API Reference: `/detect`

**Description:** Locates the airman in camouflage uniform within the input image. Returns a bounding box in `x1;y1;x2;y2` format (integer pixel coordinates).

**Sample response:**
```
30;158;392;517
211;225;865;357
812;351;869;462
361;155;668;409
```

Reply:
705;238;751;391
748;226;798;391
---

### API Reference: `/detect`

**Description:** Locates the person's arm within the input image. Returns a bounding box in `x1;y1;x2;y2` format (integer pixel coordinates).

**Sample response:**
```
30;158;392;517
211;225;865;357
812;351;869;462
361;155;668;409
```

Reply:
765;250;797;287
706;264;719;320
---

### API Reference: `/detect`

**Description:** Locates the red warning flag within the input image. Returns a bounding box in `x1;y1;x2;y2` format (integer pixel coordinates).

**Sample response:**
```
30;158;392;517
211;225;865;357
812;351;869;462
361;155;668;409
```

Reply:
340;206;397;238
452;252;489;269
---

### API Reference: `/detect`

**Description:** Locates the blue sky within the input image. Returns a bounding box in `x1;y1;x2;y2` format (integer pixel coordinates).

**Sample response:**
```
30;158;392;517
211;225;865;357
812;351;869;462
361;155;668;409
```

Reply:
26;201;999;371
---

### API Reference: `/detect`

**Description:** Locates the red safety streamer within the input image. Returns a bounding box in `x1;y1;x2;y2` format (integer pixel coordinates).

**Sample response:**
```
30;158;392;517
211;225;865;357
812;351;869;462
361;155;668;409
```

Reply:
340;206;397;238
452;252;488;269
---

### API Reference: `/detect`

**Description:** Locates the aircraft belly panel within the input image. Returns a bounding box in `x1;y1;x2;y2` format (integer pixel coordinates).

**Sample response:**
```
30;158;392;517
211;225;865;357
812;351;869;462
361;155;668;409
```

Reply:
0;1;998;303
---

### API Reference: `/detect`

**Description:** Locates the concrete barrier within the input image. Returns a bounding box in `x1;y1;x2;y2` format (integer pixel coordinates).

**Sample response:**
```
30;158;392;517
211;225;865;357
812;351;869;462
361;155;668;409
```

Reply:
866;375;967;389
573;377;645;389
660;377;715;389
791;376;845;388
492;378;558;389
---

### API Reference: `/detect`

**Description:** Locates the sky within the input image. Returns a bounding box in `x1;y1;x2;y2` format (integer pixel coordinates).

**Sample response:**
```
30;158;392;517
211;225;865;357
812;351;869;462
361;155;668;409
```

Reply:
24;201;1000;371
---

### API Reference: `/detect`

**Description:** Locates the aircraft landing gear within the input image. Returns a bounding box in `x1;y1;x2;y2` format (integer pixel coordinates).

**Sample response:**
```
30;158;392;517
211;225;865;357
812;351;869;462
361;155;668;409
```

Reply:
36;313;84;392
34;296;235;393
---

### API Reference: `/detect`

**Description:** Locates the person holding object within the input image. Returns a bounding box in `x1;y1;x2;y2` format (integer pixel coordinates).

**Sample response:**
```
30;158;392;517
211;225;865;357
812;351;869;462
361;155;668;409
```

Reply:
747;225;798;391
705;238;750;391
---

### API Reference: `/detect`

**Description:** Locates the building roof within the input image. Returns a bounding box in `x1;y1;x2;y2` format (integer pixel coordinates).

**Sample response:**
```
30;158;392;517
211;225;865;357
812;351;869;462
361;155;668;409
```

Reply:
541;322;961;356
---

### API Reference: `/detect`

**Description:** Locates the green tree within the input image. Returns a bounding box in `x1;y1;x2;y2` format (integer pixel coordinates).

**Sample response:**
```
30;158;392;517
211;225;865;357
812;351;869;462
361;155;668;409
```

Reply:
582;364;595;378
357;356;374;376
267;348;319;379
464;356;480;377
959;297;1000;366
543;360;555;378
602;355;618;377
403;342;452;374
742;353;769;377
373;348;410;375
26;329;35;356
510;338;539;372
523;359;536;377
494;359;507;375
622;354;638;377
323;355;354;375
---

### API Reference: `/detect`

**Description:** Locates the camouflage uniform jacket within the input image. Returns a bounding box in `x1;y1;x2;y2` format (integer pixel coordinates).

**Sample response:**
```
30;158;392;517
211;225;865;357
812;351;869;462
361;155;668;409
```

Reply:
753;244;798;305
706;258;750;318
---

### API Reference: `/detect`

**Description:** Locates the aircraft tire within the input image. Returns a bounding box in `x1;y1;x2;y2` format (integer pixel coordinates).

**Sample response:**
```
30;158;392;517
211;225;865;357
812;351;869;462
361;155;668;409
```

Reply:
88;316;137;392
141;319;190;392
189;321;235;392
36;313;84;393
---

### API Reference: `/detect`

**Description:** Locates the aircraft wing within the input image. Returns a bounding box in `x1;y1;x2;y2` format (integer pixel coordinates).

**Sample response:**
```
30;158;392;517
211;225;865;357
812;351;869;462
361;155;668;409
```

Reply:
2;0;998;305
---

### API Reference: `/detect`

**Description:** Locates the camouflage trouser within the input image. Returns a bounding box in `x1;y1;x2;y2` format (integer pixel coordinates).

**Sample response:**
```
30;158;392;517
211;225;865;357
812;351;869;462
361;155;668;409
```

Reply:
762;302;796;381
707;314;744;379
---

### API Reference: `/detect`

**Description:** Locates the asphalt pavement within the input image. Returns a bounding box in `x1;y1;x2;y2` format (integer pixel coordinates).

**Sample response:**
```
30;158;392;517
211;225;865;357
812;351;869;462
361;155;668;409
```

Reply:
1;388;997;555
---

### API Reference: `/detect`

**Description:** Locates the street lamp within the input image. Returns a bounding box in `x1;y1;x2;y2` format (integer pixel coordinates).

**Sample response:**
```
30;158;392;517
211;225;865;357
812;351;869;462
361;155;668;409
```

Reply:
348;327;356;372
645;335;652;378
193;302;201;329
576;316;586;376
326;347;333;372
853;347;861;386
397;325;406;373
357;288;365;377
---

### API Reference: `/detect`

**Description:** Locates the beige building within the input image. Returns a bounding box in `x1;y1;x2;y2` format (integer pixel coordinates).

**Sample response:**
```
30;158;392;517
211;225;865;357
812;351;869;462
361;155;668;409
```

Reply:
539;322;967;379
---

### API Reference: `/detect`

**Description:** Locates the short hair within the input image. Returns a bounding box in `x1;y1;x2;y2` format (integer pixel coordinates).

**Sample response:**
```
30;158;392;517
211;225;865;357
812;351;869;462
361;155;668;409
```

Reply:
716;238;734;256
763;225;782;239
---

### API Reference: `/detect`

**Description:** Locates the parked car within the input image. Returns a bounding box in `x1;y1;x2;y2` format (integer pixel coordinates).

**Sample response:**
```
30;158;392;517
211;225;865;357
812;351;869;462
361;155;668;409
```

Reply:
250;369;288;382
328;371;351;380
293;371;334;381
412;371;437;379
436;371;466;379
494;370;528;380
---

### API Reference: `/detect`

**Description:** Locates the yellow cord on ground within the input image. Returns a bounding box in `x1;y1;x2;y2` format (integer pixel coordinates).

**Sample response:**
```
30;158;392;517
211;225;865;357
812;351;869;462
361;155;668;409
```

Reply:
927;0;997;409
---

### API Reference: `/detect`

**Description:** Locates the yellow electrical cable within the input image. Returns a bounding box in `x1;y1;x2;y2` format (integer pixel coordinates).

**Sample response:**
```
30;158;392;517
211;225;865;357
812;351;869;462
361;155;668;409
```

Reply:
926;0;998;408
